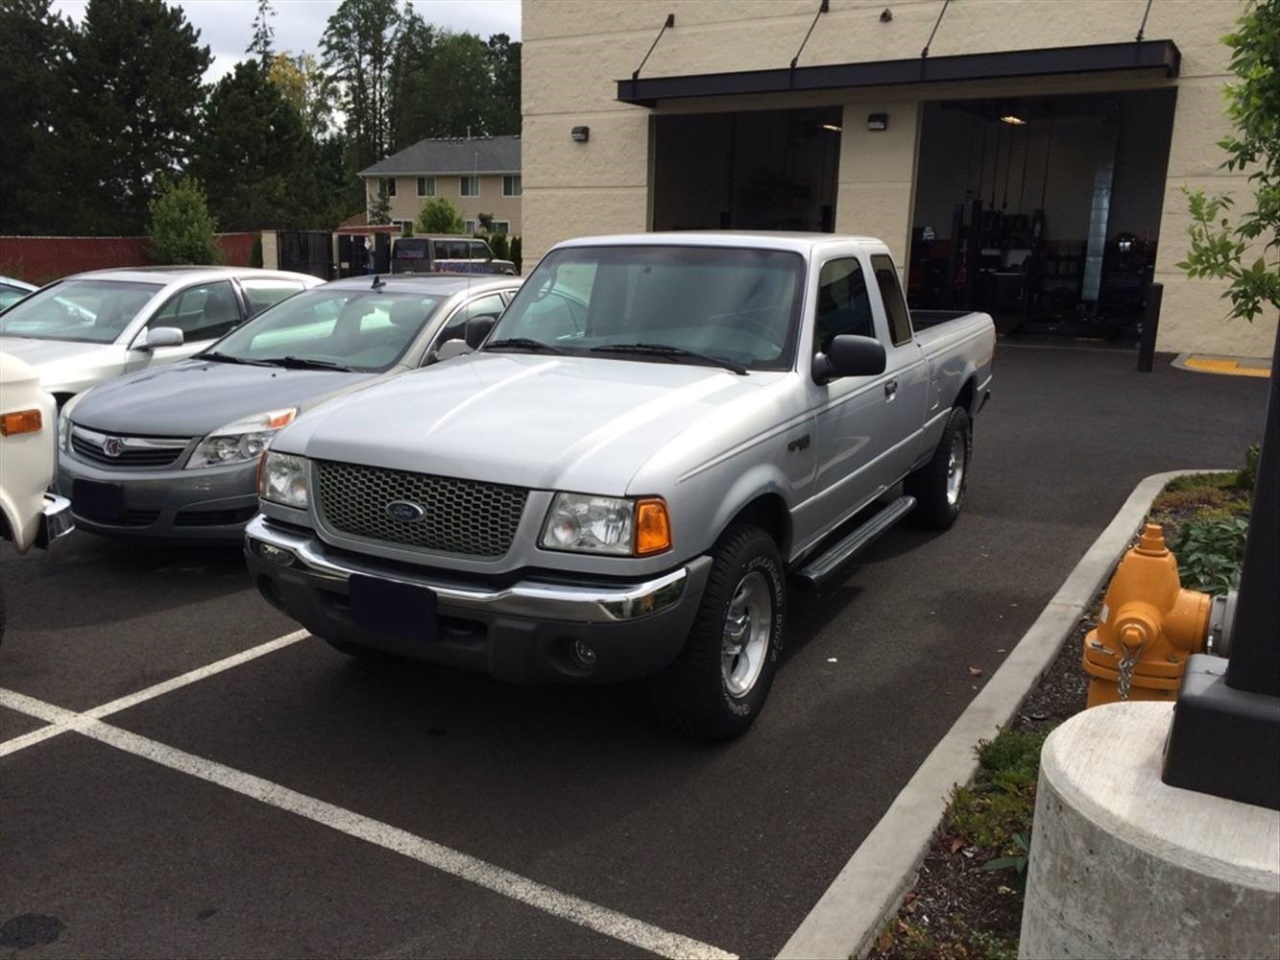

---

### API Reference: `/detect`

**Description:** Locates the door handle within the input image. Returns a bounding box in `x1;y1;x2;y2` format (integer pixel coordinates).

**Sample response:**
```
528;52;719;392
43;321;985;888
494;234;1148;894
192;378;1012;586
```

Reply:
884;378;898;398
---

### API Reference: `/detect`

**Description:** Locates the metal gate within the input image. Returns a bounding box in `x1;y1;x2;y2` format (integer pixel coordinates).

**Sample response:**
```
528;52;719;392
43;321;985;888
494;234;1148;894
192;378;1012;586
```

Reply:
276;230;333;280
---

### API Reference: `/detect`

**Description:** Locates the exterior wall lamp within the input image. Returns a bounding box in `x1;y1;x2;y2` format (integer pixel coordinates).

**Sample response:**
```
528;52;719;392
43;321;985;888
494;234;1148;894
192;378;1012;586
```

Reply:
867;113;889;131
571;126;590;142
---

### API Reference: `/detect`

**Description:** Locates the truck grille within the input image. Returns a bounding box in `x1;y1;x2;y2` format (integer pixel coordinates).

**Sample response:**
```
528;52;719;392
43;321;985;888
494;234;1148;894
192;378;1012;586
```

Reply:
314;460;527;557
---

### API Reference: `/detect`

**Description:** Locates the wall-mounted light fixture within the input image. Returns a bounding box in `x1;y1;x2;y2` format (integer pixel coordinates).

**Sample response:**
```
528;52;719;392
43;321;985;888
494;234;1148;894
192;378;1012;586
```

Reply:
1000;114;1027;125
820;123;843;133
571;126;590;142
867;113;889;131
879;8;893;22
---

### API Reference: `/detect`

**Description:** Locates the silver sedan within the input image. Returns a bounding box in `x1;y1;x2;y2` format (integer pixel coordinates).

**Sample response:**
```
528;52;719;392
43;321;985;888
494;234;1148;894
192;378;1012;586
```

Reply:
0;265;323;402
56;273;521;542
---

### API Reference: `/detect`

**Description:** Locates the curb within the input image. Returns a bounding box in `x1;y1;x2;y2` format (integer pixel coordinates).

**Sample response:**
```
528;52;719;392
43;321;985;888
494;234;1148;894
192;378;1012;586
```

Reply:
776;470;1226;960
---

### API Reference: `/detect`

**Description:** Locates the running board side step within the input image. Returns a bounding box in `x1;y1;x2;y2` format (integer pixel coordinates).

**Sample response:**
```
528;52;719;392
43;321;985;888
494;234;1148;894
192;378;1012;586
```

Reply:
795;495;916;588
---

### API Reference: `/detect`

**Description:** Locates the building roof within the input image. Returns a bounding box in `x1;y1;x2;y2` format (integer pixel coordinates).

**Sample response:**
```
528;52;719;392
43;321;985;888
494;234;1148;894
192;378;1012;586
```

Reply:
360;135;521;177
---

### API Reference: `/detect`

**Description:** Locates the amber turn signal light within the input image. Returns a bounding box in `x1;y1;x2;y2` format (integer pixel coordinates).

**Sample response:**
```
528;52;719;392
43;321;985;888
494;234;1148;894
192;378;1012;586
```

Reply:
0;408;43;437
634;498;672;556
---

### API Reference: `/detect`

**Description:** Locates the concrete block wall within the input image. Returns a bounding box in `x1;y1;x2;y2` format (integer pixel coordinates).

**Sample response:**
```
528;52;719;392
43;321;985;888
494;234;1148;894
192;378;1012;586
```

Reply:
523;0;1277;358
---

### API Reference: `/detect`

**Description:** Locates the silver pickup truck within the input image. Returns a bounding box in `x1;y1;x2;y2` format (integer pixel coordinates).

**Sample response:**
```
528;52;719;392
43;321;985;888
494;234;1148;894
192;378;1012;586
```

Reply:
245;232;995;739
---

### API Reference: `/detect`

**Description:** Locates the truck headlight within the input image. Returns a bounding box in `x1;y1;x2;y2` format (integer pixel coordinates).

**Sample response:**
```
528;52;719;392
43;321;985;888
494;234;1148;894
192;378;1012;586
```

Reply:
259;450;309;509
187;408;297;469
540;493;671;556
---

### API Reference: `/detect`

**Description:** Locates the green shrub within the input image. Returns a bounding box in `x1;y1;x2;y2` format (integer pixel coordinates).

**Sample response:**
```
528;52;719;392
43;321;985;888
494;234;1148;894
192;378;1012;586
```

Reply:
148;176;222;265
417;197;464;234
489;232;510;261
1171;515;1250;594
1239;443;1260;492
510;234;522;273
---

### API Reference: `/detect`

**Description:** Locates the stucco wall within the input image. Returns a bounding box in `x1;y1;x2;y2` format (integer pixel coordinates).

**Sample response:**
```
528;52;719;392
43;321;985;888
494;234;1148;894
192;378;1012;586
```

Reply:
524;0;1276;358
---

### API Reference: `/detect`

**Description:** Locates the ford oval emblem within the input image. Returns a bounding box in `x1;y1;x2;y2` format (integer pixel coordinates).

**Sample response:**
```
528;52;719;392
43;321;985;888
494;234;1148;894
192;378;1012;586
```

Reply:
386;500;426;523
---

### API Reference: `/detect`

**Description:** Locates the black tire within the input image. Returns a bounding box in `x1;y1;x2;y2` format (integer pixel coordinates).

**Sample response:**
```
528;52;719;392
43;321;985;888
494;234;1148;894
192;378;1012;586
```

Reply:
905;406;972;530
650;523;786;741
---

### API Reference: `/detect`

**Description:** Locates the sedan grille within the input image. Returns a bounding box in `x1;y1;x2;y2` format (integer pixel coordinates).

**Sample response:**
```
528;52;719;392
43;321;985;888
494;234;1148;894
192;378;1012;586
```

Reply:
70;427;189;468
314;460;528;557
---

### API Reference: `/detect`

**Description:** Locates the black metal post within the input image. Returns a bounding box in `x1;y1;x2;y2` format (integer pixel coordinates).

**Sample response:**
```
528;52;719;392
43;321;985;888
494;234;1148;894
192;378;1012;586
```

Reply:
1162;319;1280;810
1137;282;1162;372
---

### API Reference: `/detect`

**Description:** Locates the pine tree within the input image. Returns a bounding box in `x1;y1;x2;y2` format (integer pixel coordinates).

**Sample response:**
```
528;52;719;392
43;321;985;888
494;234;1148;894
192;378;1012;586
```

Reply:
247;0;276;71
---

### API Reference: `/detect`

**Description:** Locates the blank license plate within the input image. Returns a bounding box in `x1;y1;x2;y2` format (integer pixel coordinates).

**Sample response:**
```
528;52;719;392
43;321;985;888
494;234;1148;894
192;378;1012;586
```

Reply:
72;479;122;520
348;575;438;641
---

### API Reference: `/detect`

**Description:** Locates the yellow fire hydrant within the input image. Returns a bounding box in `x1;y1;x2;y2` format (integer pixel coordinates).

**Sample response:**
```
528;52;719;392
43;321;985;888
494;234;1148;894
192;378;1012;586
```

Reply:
1082;523;1213;708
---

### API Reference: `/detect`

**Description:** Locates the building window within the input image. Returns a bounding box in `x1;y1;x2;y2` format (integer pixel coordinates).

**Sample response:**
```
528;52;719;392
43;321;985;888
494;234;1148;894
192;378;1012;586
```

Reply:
380;177;397;198
459;176;480;198
416;176;435;197
396;220;414;235
502;175;522;197
463;219;477;234
490;220;511;235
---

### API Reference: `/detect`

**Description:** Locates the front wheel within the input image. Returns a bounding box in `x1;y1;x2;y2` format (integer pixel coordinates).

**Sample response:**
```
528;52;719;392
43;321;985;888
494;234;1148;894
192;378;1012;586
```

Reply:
905;406;972;529
650;523;786;741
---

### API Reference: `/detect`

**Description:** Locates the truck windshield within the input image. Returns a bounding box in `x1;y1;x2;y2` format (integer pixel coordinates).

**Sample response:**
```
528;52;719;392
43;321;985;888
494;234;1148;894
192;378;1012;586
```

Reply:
486;245;804;372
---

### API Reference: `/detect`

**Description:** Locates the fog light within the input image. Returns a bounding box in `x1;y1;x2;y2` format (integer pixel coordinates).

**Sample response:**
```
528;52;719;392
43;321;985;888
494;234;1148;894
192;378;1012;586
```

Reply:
571;639;597;668
258;542;294;567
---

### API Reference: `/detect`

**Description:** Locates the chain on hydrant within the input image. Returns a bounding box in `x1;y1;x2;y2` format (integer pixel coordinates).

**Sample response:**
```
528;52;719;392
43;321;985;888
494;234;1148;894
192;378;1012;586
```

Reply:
1082;523;1213;708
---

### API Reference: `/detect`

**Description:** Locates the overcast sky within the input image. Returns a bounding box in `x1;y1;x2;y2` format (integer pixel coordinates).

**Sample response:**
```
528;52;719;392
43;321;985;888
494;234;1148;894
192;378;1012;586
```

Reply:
52;0;523;82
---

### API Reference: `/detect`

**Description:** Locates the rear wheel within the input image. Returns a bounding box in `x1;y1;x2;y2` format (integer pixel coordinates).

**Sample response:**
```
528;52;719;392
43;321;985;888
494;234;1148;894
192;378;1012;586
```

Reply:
651;523;786;741
905;406;972;529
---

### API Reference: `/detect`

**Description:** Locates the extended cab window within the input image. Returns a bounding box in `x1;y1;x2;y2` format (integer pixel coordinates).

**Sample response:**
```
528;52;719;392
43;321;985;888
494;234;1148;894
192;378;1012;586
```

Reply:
871;254;913;346
814;258;874;353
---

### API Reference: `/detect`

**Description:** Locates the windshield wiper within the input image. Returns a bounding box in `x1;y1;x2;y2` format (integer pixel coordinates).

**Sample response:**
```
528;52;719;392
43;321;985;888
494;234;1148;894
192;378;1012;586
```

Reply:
589;342;748;376
485;337;565;355
199;351;275;367
261;355;354;372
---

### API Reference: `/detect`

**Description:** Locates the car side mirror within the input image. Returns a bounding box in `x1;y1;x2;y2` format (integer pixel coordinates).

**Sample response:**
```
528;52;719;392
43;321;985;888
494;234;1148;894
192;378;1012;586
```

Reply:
141;326;184;350
464;315;496;350
428;339;474;365
812;334;886;383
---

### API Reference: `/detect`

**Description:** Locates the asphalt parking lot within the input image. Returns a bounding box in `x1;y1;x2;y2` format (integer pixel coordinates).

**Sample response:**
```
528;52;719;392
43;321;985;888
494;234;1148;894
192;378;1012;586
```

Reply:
0;342;1270;959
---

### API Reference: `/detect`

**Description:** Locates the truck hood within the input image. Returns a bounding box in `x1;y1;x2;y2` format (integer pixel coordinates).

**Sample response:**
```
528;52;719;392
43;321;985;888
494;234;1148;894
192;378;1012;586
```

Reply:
70;359;381;438
279;353;782;494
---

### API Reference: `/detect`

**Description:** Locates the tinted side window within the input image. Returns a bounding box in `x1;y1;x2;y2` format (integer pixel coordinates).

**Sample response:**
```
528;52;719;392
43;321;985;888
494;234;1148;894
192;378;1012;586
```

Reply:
469;241;491;260
150;280;242;341
871;254;913;346
433;293;507;351
814;258;873;353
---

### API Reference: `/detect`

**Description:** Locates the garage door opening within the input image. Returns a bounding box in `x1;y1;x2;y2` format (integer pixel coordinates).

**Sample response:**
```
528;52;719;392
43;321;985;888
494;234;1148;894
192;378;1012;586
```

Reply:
907;89;1177;341
652;107;842;232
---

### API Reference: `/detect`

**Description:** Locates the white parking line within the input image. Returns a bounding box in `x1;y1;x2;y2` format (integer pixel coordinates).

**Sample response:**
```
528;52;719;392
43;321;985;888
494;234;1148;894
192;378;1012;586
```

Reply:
0;689;737;959
0;629;309;758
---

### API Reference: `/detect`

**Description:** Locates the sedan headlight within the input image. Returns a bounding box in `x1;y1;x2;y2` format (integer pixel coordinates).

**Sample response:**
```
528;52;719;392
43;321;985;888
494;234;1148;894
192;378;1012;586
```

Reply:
540;493;671;556
57;392;86;452
259;450;309;509
187;408;297;469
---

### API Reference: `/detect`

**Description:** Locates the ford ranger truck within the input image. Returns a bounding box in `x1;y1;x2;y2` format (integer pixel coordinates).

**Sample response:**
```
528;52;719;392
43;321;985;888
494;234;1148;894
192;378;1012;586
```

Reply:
1;352;74;643
245;232;995;740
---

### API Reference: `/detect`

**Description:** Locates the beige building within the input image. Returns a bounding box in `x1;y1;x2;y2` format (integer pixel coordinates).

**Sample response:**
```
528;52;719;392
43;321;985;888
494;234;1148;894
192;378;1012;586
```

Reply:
360;135;523;237
523;0;1276;358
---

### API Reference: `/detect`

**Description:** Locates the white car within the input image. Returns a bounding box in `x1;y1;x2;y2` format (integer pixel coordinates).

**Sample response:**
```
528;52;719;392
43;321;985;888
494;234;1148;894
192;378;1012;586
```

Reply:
0;352;74;643
0;266;323;402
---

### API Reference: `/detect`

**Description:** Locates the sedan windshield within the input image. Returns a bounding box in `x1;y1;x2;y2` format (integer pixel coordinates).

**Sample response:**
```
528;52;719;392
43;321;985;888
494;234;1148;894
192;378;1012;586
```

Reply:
485;245;804;372
207;288;446;372
0;279;162;344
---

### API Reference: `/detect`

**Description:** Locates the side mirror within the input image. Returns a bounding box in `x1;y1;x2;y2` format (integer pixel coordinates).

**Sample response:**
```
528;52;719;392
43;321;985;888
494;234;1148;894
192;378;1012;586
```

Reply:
429;339;474;364
464;315;497;350
141;326;184;350
812;334;886;383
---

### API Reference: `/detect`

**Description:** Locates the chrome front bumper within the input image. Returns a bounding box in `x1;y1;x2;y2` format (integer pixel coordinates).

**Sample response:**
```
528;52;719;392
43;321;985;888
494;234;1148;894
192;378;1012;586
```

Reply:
36;493;74;548
243;514;699;624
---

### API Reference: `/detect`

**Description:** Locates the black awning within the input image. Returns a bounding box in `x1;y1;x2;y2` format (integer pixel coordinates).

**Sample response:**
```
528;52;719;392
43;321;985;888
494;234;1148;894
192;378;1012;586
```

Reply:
616;39;1180;106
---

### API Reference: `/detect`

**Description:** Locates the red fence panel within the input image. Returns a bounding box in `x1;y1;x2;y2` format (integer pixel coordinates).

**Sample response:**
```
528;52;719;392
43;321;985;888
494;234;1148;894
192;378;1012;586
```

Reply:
0;233;259;285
